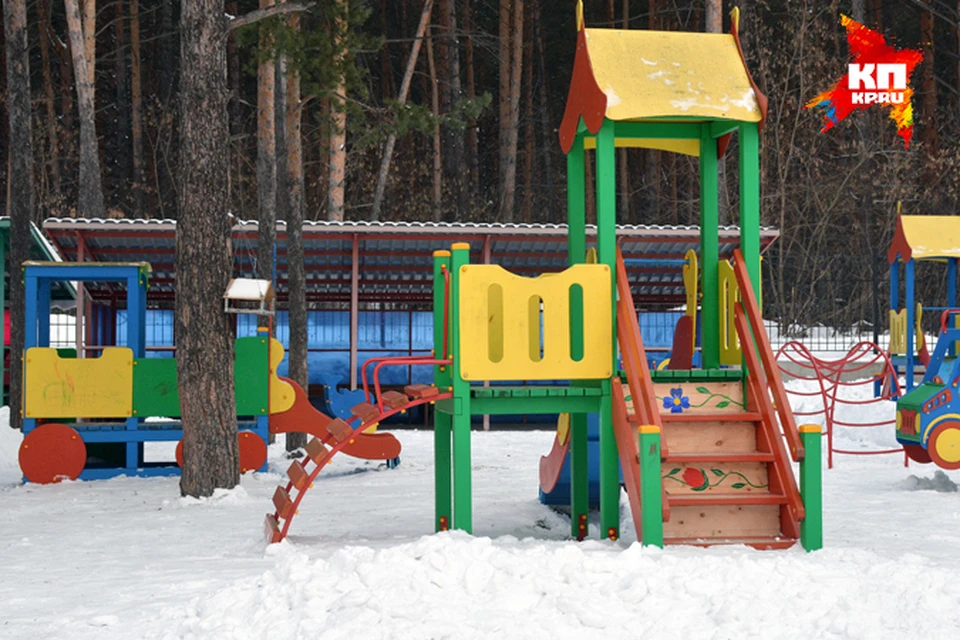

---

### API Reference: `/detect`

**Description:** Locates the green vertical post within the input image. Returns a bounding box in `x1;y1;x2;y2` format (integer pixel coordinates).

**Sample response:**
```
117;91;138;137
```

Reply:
738;122;761;297
432;250;453;532
799;425;823;551
699;125;720;369
638;425;664;547
595;118;619;540
449;242;473;533
567;133;590;538
0;234;6;406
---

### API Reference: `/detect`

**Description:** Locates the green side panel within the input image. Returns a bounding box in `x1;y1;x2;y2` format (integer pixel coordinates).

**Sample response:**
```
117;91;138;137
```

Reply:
132;358;180;417
638;429;664;547
234;336;269;417
650;369;743;383
800;429;824;551
897;383;942;411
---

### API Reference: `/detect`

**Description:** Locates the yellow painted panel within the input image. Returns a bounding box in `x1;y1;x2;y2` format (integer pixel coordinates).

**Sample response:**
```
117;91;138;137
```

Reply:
902;216;960;260
584;28;762;123
269;337;296;414
718;260;742;366
889;309;907;355
583;136;700;156
683;249;699;354
458;264;612;381
25;347;133;418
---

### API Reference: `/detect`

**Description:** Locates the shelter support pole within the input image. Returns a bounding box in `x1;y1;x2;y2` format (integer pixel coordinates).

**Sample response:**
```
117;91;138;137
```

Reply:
906;258;915;391
738;123;761;298
595;119;619;540
699;125;720;369
349;233;359;390
567;133;589;539
432;250;452;532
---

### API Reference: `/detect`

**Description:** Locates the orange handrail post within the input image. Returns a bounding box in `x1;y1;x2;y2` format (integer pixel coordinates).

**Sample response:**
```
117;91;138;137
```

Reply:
732;249;804;462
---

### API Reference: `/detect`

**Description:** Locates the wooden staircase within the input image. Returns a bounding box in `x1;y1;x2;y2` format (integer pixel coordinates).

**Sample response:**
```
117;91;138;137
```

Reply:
652;374;800;548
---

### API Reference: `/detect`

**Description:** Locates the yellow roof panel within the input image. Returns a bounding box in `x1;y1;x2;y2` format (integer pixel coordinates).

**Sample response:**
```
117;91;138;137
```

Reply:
893;216;960;261
584;28;762;123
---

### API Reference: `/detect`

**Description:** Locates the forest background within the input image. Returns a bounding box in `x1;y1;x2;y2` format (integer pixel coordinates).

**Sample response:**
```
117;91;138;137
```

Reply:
1;0;959;337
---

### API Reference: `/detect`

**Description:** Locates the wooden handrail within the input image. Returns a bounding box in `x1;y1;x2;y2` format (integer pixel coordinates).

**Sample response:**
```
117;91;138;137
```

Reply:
735;306;805;522
731;249;804;462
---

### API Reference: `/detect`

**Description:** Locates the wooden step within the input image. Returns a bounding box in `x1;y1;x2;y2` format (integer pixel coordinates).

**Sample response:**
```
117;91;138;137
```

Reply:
286;460;310;491
654;381;746;416
664;536;796;550
669;493;787;507
381;391;410;410
664;504;782;539
665;452;774;464
264;514;282;544
661;412;762;423
405;384;439;399
661;421;758;454
272;487;295;520
350;402;381;424
327;418;355;443
305;438;331;465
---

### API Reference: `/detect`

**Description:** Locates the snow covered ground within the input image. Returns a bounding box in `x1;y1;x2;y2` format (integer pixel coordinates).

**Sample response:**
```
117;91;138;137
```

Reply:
3;393;960;639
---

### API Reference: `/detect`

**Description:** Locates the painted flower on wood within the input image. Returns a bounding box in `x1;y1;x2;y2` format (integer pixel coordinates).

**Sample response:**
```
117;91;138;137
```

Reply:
663;388;690;414
681;467;709;491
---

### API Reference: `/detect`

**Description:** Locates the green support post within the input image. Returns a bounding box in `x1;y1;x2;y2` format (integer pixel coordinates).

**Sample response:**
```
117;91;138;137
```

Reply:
595;118;619;540
799;425;823;551
699;124;720;369
432;250;453;532
638;425;664;548
738;122;761;297
449;242;473;533
567;132;590;539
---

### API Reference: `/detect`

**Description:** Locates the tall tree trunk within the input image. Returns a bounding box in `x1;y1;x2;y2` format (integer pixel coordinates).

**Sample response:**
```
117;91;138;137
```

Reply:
257;0;277;320
521;0;535;222
38;0;61;202
498;0;510;206
534;2;553;215
82;0;95;84
114;0;131;211
463;0;479;199
370;0;434;221
706;0;721;32
227;0;245;217
285;12;308;453
328;0;348;221
57;18;76;190
64;0;105;218
379;0;395;102
920;1;938;161
5;0;34;431
501;0;523;222
427;25;442;221
177;0;239;497
130;0;145;216
437;0;464;219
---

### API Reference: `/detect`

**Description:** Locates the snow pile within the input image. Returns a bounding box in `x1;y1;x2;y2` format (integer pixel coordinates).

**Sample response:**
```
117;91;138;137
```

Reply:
161;534;960;639
173;485;252;508
0;406;23;486
898;470;959;493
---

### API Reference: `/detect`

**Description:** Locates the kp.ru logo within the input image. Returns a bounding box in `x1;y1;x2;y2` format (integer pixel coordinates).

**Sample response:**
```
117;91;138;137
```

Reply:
806;15;922;148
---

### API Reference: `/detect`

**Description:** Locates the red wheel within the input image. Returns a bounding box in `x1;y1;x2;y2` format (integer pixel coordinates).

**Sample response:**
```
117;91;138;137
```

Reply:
238;431;268;473
19;424;86;484
928;421;960;470
903;444;932;464
175;432;267;473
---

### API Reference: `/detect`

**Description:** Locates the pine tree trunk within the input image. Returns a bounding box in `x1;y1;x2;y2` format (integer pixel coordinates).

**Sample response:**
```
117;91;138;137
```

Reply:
521;0;535;222
114;0;131;210
57;20;76;188
534;3;553;214
130;0;145;216
379;0;395;102
4;0;34;431
498;0;510;206
38;0;61;202
427;25;442;221
64;0;105;218
257;0;278;302
464;0;479;198
501;0;523;222
920;1;938;160
706;0;722;32
328;0;348;221
177;0;240;497
285;12;308;453
437;0;464;219
227;0;245;217
82;0;95;84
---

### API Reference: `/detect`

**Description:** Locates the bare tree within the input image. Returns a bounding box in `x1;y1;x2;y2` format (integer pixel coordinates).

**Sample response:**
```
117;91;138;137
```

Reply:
176;0;240;497
64;0;105;218
329;0;348;221
4;0;34;430
38;0;62;201
257;0;278;323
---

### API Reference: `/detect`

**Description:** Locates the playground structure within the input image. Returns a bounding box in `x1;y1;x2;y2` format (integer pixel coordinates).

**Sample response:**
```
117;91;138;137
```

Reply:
266;5;823;550
896;309;960;469
776;341;905;468
17;262;400;483
887;214;960;392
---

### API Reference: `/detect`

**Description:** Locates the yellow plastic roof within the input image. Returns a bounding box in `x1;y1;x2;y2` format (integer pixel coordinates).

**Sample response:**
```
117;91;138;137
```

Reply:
584;28;762;124
898;216;960;260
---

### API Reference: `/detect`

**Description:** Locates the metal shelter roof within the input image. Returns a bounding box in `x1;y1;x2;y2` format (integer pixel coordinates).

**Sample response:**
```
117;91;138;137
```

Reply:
0;217;75;306
41;218;779;309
